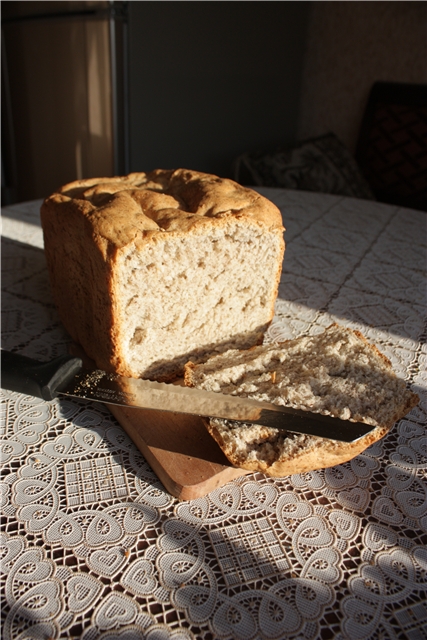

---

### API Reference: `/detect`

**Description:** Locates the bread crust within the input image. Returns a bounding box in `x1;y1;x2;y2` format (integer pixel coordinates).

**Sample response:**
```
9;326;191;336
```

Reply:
203;419;391;476
41;169;285;378
47;169;284;244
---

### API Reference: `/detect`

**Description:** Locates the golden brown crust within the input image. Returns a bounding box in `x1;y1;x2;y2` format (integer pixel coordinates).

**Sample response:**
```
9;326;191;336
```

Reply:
45;169;284;248
183;362;197;387
203;419;392;476
351;328;393;370
41;194;119;371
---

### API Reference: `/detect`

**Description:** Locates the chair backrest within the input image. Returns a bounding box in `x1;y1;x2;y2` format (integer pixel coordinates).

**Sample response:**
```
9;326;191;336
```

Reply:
355;81;427;211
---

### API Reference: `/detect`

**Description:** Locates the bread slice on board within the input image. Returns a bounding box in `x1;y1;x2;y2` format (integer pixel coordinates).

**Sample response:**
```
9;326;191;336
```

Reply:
184;324;419;476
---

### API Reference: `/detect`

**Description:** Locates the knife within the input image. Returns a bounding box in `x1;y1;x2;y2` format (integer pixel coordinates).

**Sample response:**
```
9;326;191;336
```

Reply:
1;350;375;443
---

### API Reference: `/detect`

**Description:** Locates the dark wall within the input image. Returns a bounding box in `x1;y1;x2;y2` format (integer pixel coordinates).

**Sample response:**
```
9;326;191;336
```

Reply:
128;2;309;178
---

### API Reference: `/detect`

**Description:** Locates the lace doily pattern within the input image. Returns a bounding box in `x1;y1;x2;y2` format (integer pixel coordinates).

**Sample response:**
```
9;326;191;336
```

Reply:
1;191;426;639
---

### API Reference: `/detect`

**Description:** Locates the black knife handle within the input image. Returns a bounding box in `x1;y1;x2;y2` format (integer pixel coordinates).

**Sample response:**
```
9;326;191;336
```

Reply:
1;350;83;401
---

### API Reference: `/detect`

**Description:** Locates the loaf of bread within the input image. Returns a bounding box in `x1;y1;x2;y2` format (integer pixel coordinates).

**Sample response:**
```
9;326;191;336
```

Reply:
184;324;419;476
41;169;285;380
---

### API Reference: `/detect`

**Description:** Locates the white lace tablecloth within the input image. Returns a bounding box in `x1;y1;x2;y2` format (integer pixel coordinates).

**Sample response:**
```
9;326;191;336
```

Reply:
1;189;426;640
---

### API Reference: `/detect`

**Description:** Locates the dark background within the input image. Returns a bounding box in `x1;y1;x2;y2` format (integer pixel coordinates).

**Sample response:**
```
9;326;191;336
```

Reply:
2;1;426;203
127;2;308;177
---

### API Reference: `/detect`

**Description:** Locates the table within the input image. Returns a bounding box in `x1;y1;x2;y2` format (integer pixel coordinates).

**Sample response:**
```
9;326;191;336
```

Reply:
1;189;426;640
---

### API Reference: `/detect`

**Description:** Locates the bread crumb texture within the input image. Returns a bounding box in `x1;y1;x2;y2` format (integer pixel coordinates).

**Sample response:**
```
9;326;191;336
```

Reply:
184;324;419;476
41;169;284;380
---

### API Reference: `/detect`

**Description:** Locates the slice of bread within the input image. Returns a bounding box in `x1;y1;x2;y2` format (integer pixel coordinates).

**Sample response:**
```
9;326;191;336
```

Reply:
184;324;419;476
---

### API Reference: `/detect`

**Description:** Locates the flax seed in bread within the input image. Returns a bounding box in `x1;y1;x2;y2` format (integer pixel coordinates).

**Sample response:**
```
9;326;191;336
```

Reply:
41;169;285;380
184;324;419;476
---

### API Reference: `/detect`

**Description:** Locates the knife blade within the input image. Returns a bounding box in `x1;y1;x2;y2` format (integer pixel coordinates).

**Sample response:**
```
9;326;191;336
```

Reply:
1;349;375;443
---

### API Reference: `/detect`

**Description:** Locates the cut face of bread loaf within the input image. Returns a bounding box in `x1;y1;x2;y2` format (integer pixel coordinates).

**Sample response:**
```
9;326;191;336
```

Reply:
184;324;419;476
41;169;284;380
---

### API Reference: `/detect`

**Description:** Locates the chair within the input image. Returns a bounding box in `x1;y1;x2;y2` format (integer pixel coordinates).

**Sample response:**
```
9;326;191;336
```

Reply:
355;81;427;212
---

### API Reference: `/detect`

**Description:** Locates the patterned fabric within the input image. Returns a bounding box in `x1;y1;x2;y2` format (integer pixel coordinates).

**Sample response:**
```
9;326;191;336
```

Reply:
1;192;426;639
355;82;427;212
233;133;375;200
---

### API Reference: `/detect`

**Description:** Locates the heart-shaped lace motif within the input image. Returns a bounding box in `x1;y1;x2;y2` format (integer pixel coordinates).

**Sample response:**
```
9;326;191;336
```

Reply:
46;514;84;547
377;548;415;586
325;465;356;489
210;485;244;514
290;470;324;490
93;592;139;630
293;516;334;566
0;534;24;569
121;559;157;596
390;446;419;469
158;551;202;589
342;594;381;638
15;405;51;443
0;439;25;463
42;434;74;458
372;497;404;525
5;581;62;633
9;548;54;586
74;426;105;450
212;597;257;639
301;548;341;584
329;510;361;540
242;482;278;509
175;497;211;524
398;419;424;439
409;436;427;458
87;547;127;577
121;504;158;532
74;411;103;428
337;487;370;513
294;577;333;617
258;591;301;636
385;465;414;491
85;513;122;545
276;493;313;535
14;477;54;506
363;523;397;551
67;574;103;612
395;486;427;519
173;584;216;624
350;564;385;602
350;454;378;478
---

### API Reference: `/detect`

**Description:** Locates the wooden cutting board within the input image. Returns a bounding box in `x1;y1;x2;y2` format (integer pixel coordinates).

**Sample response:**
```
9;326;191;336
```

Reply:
108;404;250;501
70;345;249;500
